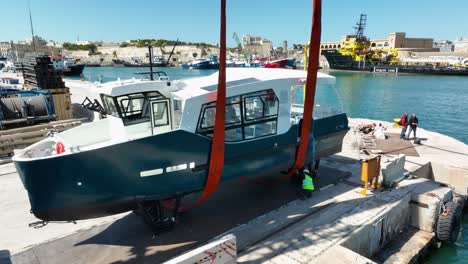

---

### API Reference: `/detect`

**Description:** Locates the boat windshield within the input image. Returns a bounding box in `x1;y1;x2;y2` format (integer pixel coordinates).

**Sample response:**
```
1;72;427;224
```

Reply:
290;83;344;120
101;91;166;125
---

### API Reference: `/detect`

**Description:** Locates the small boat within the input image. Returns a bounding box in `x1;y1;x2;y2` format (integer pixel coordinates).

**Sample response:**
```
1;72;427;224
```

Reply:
181;55;219;69
13;68;348;222
112;59;125;67
226;59;235;67
0;56;6;70
50;56;85;76
264;58;289;68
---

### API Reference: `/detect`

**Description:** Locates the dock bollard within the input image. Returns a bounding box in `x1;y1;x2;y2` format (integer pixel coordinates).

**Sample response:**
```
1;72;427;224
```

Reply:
360;155;381;195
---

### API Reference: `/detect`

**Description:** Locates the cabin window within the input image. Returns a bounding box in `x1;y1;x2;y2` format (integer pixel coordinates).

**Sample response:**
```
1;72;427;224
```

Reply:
196;89;278;141
244;91;279;121
199;96;241;129
152;101;169;126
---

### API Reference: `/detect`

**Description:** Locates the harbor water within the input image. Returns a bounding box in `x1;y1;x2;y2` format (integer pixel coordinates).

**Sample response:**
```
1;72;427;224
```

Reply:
71;67;468;262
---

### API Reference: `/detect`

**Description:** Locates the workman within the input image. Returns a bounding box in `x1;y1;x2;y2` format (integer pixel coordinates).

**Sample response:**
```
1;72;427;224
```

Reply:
301;168;315;199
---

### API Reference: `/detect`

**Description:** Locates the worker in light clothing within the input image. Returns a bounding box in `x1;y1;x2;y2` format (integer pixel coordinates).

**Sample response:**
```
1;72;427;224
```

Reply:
301;168;315;199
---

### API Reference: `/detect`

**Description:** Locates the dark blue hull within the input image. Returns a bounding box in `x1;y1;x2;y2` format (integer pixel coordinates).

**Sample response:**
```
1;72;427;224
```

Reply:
15;114;348;221
181;61;219;70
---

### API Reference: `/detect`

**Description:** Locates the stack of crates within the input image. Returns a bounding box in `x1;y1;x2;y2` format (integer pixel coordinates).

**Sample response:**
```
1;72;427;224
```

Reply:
20;55;72;120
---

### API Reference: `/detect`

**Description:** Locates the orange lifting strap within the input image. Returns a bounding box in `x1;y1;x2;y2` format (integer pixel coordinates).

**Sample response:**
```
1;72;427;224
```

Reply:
192;0;227;207
182;0;322;209
288;0;322;177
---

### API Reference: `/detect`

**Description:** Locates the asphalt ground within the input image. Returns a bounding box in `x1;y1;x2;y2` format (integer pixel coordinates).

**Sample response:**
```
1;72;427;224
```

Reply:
8;164;350;264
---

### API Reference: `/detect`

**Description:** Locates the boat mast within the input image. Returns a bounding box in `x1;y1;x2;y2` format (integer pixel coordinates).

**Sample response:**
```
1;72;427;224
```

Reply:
147;44;154;80
28;0;36;51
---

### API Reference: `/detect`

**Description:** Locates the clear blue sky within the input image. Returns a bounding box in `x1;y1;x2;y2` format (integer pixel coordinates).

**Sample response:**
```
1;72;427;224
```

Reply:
1;0;467;47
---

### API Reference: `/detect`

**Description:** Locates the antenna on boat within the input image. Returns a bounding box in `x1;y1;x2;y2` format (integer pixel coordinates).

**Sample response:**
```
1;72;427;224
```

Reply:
353;14;367;41
147;43;154;80
28;0;36;51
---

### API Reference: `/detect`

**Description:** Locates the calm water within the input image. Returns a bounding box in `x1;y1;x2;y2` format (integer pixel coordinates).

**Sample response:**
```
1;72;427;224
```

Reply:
73;66;467;262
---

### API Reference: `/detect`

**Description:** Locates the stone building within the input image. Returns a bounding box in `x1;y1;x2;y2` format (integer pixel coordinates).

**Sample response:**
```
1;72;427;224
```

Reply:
433;40;454;52
0;41;60;61
242;35;273;57
321;32;435;52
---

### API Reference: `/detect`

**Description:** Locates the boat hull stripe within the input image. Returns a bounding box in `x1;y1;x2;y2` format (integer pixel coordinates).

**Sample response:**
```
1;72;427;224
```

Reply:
140;168;163;177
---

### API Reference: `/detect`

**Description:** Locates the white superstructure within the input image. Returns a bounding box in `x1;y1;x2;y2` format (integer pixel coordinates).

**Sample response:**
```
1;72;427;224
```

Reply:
14;68;335;161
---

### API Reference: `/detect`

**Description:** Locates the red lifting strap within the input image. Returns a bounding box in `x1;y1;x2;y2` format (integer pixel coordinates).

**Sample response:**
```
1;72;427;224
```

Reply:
192;0;227;207
288;0;322;177
162;0;226;212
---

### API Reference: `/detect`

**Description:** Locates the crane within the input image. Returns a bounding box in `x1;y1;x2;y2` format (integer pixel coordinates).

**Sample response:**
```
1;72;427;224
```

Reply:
232;32;251;60
232;32;242;59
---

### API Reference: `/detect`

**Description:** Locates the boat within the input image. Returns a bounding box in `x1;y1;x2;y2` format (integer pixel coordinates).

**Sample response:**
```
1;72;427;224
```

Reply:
226;59;235;67
123;56;169;67
323;50;468;75
13;68;348;222
84;63;101;67
264;58;289;68
50;56;85;76
181;55;219;69
233;59;247;67
0;56;6;70
112;59;125;67
322;15;468;76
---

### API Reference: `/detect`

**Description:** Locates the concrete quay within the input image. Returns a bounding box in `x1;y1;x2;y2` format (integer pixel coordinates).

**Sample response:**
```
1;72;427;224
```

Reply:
1;116;466;264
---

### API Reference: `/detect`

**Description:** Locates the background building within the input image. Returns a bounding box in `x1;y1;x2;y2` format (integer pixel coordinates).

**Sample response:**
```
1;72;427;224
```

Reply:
0;40;61;61
321;32;435;52
433;40;455;52
242;35;273;57
454;37;468;52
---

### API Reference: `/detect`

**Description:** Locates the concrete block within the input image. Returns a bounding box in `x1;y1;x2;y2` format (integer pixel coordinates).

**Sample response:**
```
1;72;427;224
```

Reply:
381;193;412;246
406;178;453;232
381;154;406;188
430;162;468;195
163;234;236;264
340;193;412;258
381;229;434;264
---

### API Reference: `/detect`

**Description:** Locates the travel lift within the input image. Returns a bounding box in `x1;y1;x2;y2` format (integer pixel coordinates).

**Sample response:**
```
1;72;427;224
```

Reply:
136;0;323;235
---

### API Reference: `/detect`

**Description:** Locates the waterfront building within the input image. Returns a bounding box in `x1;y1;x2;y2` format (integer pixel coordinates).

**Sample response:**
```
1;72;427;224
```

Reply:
321;32;435;52
454;37;468;52
242;35;273;57
433;40;455;52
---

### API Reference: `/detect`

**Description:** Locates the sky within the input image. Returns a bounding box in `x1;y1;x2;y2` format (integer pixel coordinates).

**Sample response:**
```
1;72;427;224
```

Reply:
1;0;467;47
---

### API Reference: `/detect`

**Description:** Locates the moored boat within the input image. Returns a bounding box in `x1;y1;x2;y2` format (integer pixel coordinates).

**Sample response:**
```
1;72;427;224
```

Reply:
50;56;85;76
13;68;348;221
181;55;219;69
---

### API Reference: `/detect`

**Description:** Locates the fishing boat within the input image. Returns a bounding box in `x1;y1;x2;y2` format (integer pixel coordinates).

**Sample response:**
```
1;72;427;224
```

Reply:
13;68;348;222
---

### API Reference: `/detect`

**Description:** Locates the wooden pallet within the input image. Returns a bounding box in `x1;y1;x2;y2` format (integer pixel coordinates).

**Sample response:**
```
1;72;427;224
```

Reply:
48;90;72;121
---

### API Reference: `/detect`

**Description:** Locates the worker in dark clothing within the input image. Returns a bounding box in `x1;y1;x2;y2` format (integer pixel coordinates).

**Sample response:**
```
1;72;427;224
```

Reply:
399;113;408;140
406;113;419;139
